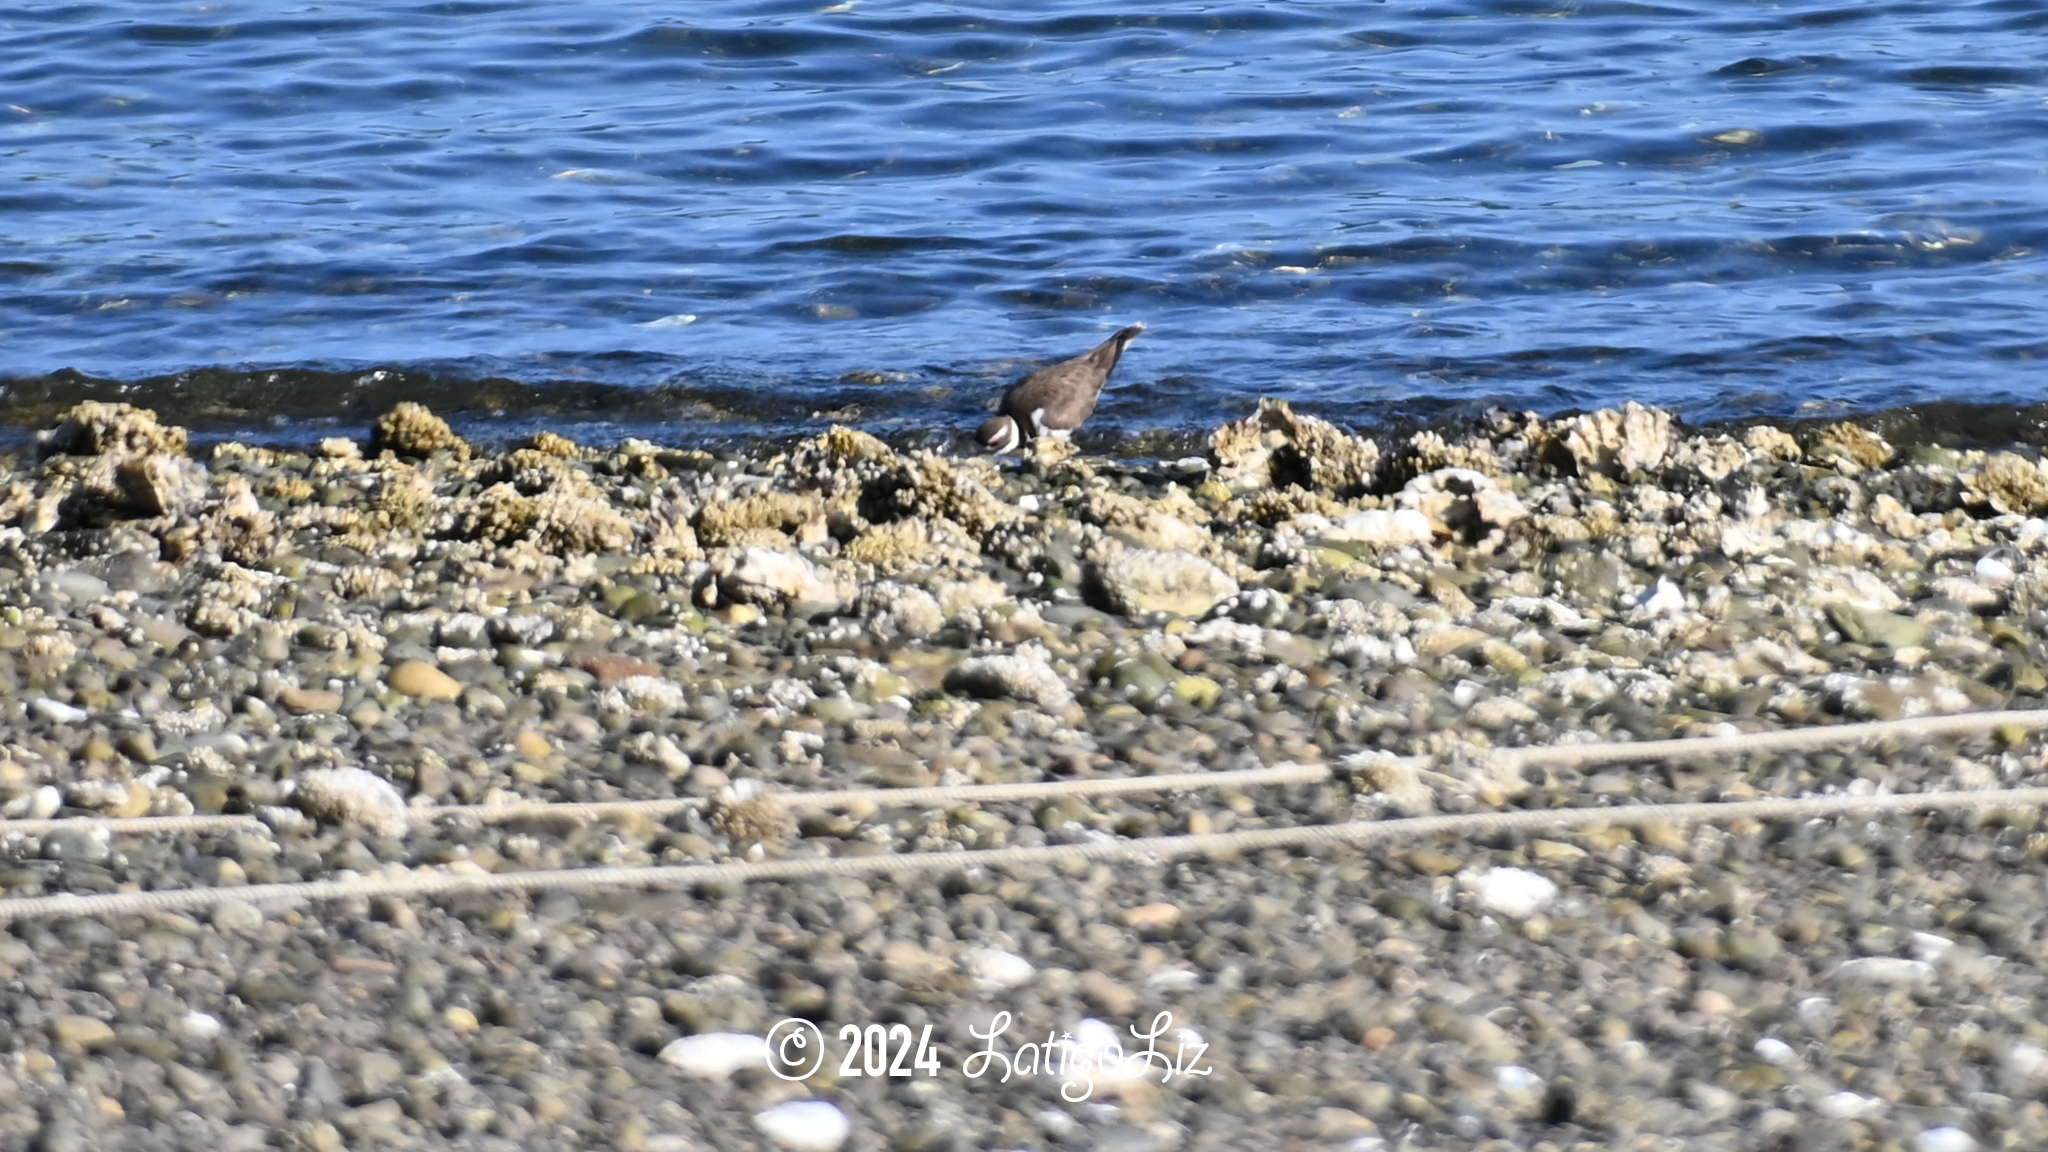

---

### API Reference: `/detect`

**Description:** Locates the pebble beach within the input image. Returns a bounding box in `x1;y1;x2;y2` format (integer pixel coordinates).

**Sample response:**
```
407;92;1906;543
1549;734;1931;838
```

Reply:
5;398;2048;1151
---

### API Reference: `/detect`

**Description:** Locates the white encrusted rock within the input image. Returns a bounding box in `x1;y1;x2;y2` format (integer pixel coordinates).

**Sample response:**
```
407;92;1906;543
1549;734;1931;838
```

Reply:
1320;508;1434;549
714;547;846;608
1461;867;1559;920
1094;547;1238;619
294;767;408;837
946;644;1073;711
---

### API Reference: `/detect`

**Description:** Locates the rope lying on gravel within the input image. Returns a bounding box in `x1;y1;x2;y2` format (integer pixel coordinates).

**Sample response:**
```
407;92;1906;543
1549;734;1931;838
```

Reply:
1492;709;2048;771
4;785;2047;924
3;708;2047;922
0;763;1331;838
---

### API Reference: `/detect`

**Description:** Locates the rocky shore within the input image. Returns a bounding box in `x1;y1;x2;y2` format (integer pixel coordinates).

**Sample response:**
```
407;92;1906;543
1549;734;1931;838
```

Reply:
4;397;2048;1151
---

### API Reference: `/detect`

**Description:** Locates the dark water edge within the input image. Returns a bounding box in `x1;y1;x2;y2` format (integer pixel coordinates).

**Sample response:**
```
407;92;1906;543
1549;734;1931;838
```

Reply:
4;361;2048;462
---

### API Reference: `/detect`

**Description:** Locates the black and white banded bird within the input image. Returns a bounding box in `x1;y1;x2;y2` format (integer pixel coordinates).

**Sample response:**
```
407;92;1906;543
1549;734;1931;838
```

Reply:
975;324;1144;454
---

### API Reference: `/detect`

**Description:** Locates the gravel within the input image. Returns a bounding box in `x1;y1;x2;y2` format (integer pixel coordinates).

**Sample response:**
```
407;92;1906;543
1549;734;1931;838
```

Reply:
2;398;2048;1149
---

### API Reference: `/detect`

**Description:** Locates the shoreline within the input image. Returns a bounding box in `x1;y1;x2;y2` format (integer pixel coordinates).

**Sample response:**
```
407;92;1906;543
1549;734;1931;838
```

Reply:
3;397;2048;1149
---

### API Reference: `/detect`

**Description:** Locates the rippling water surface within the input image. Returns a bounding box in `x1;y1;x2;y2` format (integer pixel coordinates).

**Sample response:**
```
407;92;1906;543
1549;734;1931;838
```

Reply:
4;1;2047;446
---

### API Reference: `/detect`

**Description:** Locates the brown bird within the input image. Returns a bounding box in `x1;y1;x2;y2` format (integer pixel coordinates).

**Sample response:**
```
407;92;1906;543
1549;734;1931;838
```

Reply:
976;324;1144;454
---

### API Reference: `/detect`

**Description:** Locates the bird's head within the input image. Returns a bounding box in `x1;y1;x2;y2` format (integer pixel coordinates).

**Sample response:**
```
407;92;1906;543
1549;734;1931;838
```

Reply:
977;415;1022;454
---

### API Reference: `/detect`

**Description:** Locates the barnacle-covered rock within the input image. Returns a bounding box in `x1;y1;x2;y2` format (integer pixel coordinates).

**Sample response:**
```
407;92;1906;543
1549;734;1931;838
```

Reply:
455;483;633;555
457;483;541;545
1078;488;1209;553
530;490;636;555
1965;453;2048;517
371;402;471;461
945;644;1074;711
480;448;573;494
183;561;277;637
1092;545;1239;619
531;430;579;458
37;401;189;461
1808;421;1893;473
1743;425;1802;461
713;547;848;609
1405;429;1511;480
869;453;1017;538
1211;398;1381;495
844;516;935;568
1554;402;1673;477
697;490;825;549
707;781;797;845
859;581;945;639
1397;468;1527;543
1669;435;1752;483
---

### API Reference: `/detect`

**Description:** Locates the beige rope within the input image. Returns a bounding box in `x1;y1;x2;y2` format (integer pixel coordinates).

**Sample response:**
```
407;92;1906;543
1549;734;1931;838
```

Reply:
0;763;1332;838
4;784;2046;923
1493;709;2048;771
6;708;2048;923
8;708;2036;841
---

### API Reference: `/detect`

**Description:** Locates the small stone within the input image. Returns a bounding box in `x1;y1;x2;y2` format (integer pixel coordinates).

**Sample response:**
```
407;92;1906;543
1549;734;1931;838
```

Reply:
26;785;61;819
31;698;89;724
1816;1091;1885;1120
1172;675;1222;709
1916;1127;1980;1152
1753;1038;1795;1066
659;1032;767;1080
1122;903;1182;932
180;1011;223;1040
213;899;263;935
280;686;345;714
1312;1108;1378;1141
1833;957;1934;987
295;767;409;837
51;1015;116;1048
41;826;111;863
1080;971;1140;1017
1824;603;1929;649
1407;850;1463;876
388;660;462;702
1531;839;1587;865
1463;867;1559;919
753;1100;851;1152
963;948;1035;991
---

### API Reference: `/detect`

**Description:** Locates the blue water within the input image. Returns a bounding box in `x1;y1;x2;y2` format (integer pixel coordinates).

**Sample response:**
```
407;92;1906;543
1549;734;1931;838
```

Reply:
4;1;2047;446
